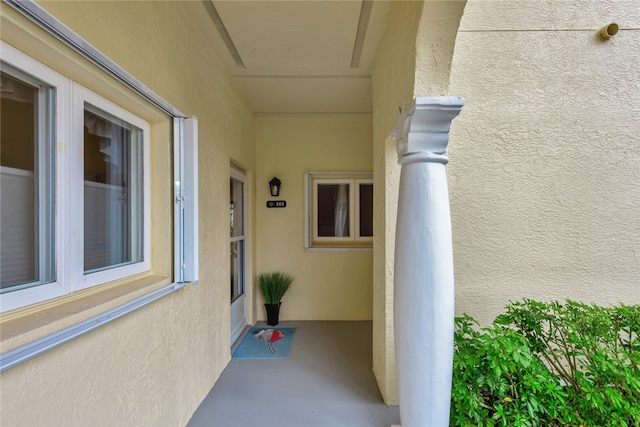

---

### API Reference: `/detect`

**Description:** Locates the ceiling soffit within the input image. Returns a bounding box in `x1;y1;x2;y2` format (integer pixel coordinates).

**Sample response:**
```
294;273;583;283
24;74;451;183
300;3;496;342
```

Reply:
206;0;391;114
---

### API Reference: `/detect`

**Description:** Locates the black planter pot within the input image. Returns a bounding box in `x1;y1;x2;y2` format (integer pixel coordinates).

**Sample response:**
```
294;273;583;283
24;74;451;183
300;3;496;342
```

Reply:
264;303;281;326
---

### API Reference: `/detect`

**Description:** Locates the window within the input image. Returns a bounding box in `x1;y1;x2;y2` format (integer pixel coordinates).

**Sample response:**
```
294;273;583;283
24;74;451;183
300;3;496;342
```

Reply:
0;63;56;294
230;167;246;304
305;172;373;249
0;43;150;312
82;104;144;273
72;84;150;290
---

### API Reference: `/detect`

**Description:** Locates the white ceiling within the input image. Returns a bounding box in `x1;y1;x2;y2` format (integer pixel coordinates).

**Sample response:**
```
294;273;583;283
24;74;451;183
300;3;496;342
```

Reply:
205;0;391;114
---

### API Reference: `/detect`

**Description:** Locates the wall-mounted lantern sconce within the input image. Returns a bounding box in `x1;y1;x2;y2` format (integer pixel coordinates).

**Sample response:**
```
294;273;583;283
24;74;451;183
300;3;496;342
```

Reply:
269;177;281;197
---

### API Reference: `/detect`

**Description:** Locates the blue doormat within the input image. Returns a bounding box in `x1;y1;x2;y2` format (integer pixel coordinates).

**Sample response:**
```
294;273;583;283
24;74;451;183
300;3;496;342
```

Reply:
232;327;296;359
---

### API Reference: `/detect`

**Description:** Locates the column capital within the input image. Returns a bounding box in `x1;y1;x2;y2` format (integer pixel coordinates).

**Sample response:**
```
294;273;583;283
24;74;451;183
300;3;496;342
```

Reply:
391;96;464;161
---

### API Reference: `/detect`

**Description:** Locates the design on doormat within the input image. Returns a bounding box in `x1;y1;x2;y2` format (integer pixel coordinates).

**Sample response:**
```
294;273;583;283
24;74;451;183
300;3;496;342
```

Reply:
233;327;296;359
254;328;284;353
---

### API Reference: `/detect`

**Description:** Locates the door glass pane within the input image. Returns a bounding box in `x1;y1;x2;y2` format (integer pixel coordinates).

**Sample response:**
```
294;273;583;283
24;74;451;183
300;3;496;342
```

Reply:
0;67;55;292
230;177;244;237
230;240;244;302
359;183;373;237
230;173;245;303
84;104;143;273
317;183;350;237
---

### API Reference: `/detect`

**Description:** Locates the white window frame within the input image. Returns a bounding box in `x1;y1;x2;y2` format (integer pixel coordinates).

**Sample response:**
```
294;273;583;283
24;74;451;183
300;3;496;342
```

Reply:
0;2;200;370
173;117;199;284
1;42;70;310
1;63;55;293
229;166;246;301
0;42;151;311
305;171;373;250
71;84;151;291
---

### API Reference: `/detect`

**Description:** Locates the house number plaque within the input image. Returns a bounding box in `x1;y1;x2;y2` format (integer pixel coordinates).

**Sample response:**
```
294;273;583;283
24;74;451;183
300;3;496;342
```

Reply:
266;201;287;208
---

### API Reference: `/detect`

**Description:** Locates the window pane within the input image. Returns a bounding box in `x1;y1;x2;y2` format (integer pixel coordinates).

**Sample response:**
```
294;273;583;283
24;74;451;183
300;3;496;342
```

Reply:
84;104;143;273
230;177;244;237
230;240;244;302
359;183;373;237
0;67;55;292
317;184;350;237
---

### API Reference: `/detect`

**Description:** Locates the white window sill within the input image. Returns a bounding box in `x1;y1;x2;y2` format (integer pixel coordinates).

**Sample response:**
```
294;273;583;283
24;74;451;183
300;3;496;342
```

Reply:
305;247;373;252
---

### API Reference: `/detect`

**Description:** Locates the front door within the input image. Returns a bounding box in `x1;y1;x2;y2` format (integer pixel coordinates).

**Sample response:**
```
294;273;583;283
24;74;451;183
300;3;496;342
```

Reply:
230;167;247;344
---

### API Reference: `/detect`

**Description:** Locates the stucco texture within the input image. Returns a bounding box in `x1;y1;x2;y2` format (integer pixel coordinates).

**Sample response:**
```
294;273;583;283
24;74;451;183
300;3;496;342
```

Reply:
2;0;639;423
371;0;639;405
255;115;373;321
448;0;640;324
371;0;425;405
371;0;468;405
1;2;255;426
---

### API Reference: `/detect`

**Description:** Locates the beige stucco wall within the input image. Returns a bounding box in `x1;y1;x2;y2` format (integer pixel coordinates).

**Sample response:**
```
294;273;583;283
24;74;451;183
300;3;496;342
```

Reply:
372;0;639;406
255;115;373;321
371;0;467;405
0;2;255;426
3;0;638;423
414;0;467;96
448;0;640;325
371;0;423;406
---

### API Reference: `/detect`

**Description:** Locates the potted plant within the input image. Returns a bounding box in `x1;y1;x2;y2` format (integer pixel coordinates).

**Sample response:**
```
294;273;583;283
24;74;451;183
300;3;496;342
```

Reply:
257;271;293;326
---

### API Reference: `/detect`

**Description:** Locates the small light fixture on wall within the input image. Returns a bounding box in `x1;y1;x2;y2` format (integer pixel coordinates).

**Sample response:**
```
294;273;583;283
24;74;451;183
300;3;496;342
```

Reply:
269;176;281;197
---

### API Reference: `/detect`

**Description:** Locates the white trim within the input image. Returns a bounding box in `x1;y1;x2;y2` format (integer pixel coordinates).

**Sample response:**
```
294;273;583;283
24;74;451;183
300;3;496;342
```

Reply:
305;170;372;177
312;178;355;243
183;118;199;283
173;117;199;284
0;283;67;313
72;83;151;291
0;166;33;177
0;41;71;310
230;166;247;343
173;118;184;282
2;42;161;309
230;166;246;241
1;42;194;312
0;3;197;373
230;166;246;182
305;171;373;249
304;247;373;253
3;0;185;119
230;293;247;343
304;172;311;249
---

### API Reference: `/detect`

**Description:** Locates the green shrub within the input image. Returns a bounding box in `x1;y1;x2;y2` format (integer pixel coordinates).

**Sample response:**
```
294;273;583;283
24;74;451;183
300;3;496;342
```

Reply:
256;271;293;305
497;300;640;426
452;300;640;427
451;314;569;426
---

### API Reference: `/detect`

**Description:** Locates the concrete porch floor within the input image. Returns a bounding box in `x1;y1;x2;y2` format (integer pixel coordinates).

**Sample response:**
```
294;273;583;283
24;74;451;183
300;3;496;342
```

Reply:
187;321;400;427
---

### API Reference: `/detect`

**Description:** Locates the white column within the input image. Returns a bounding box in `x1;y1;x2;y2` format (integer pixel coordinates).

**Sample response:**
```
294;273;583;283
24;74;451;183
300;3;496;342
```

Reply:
392;96;464;427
